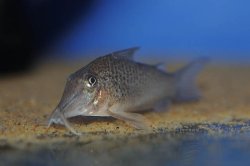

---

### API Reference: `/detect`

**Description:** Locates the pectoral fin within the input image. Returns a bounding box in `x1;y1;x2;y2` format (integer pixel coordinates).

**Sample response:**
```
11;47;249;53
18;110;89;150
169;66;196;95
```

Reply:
108;104;150;130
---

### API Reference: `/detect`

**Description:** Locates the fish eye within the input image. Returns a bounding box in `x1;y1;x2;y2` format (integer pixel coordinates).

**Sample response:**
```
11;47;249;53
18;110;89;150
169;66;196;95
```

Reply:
87;75;97;87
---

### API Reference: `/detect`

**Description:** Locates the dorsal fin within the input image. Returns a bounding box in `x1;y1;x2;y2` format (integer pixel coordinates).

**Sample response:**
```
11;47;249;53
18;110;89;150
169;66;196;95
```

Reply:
111;47;140;60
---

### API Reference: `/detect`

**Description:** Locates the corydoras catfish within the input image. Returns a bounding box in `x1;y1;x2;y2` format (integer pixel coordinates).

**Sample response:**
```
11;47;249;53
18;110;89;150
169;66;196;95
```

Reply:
48;47;208;135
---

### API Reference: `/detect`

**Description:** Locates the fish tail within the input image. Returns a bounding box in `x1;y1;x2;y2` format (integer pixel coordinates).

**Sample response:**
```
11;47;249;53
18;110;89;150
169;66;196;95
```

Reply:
174;57;209;102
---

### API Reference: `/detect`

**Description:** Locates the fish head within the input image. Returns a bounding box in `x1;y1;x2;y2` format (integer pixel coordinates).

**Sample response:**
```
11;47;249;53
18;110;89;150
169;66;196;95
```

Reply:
47;66;109;135
47;47;140;134
61;71;101;117
48;68;104;126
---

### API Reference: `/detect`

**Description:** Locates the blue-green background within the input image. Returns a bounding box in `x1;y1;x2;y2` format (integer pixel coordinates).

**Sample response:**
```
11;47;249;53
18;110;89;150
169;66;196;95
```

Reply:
47;0;250;61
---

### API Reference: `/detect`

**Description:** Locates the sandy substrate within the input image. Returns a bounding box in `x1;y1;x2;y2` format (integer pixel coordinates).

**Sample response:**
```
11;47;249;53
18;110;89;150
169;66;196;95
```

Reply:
0;62;250;146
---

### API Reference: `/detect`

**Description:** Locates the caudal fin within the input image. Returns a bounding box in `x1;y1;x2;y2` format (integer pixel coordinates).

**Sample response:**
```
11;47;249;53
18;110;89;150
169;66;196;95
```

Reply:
174;57;209;102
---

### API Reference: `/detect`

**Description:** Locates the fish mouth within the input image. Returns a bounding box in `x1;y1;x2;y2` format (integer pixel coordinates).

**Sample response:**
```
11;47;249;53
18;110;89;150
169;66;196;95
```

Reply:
47;108;81;135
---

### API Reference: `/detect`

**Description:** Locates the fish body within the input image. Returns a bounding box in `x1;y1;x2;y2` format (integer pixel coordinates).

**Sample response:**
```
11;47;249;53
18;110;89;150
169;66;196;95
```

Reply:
48;47;208;135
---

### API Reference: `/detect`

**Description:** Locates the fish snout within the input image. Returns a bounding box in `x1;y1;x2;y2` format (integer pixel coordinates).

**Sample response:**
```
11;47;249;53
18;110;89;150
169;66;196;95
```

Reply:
47;108;64;127
47;107;81;135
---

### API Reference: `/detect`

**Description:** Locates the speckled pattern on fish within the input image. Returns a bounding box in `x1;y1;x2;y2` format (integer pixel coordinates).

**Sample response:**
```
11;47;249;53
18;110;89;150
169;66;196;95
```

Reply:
48;47;208;135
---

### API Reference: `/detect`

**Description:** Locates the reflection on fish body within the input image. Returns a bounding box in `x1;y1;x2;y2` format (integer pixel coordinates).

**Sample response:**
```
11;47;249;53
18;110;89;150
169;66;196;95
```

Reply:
47;47;208;135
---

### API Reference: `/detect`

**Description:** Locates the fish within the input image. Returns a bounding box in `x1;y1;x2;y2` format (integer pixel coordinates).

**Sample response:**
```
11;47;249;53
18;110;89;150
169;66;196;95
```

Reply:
47;47;208;135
